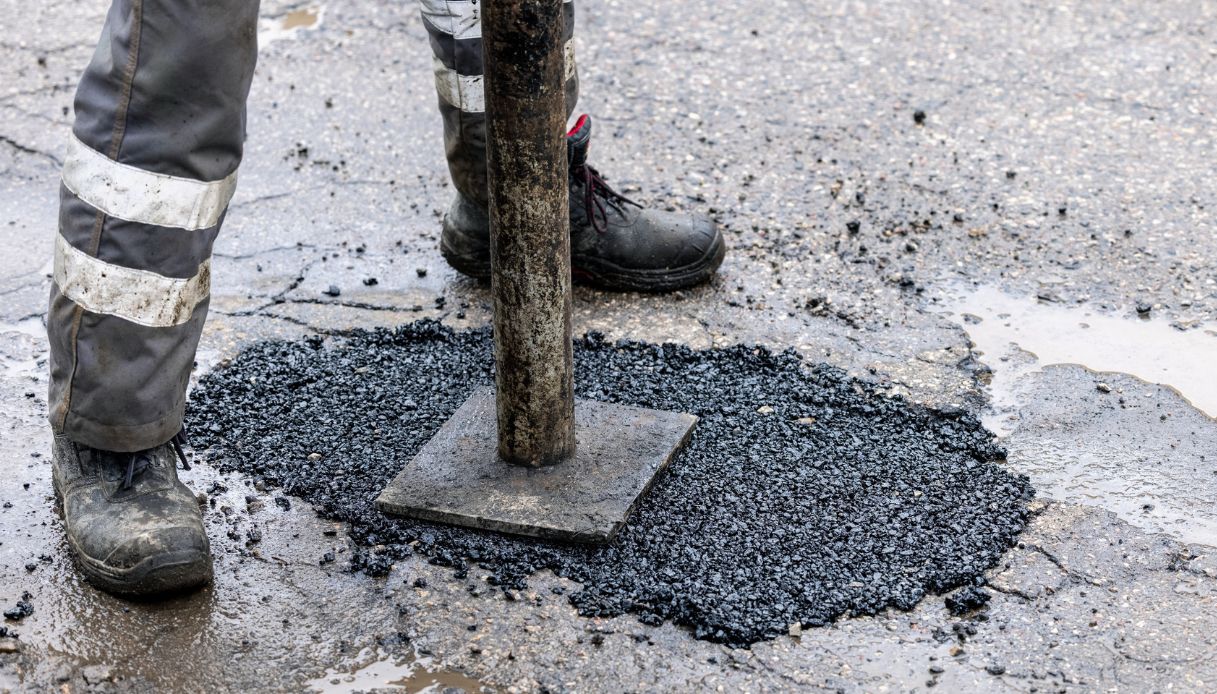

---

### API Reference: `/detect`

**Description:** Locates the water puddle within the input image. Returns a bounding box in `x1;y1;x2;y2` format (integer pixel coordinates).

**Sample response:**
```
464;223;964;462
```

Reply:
259;6;325;46
305;648;490;693
0;315;46;380
940;284;1217;435
940;284;1217;546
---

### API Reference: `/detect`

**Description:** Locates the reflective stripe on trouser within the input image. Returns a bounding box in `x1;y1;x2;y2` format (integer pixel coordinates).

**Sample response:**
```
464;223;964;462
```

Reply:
418;0;579;209
48;0;259;452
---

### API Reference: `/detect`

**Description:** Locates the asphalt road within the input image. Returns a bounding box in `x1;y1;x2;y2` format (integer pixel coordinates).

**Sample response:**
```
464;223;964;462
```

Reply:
1;0;1215;691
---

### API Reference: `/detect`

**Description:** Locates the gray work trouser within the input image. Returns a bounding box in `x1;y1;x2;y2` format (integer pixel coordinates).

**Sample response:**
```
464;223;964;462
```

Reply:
49;0;579;452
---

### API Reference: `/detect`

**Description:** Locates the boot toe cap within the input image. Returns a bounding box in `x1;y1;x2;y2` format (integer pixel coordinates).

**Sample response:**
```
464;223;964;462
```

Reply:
667;213;725;269
70;498;212;595
87;525;212;595
615;209;722;270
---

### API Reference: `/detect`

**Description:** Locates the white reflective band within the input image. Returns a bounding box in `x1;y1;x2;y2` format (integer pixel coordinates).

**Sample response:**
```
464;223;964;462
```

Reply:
61;134;237;231
565;40;577;83
433;40;576;113
419;0;572;40
53;234;210;328
433;58;486;113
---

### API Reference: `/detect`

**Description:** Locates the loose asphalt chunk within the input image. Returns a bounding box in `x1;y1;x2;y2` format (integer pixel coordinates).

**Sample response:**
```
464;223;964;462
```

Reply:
187;321;1032;646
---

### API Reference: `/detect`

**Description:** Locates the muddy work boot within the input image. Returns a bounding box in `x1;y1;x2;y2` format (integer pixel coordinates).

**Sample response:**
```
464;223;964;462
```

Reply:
52;432;211;596
440;115;727;292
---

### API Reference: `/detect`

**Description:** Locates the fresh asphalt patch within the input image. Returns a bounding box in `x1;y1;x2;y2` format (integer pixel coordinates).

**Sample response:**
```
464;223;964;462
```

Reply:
187;321;1033;646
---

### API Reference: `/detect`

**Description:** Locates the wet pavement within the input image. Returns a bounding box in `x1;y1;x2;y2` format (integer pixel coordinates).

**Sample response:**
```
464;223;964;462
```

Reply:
2;0;1217;691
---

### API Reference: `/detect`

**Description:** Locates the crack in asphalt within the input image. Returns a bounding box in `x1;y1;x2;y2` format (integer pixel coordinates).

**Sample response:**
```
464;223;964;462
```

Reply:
0;134;62;167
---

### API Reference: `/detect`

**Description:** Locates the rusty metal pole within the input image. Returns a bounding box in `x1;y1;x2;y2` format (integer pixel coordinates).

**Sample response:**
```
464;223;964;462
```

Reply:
379;0;696;538
483;0;576;467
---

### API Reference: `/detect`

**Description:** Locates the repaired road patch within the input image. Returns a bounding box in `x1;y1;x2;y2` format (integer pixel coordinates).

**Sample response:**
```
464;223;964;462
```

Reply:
188;321;1032;647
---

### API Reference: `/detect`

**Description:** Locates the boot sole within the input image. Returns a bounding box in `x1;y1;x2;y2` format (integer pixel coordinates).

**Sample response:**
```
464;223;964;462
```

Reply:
52;476;213;597
441;223;727;293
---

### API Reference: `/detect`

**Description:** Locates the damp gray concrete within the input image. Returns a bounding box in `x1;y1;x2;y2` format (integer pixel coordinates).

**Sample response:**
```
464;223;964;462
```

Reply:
3;0;1217;691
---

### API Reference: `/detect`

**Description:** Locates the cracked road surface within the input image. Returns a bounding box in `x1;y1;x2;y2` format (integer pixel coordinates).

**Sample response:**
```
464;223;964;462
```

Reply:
2;0;1216;691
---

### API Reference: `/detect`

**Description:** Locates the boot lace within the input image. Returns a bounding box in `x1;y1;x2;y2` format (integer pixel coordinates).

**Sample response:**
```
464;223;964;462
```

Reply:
572;163;641;234
118;429;192;491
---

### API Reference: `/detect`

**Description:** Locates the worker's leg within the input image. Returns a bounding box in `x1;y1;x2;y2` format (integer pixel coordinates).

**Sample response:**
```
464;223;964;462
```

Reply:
419;0;578;210
418;0;725;292
47;0;259;596
49;0;259;452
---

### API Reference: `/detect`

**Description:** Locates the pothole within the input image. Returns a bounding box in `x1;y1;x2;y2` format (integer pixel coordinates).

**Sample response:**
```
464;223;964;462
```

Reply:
186;321;1032;646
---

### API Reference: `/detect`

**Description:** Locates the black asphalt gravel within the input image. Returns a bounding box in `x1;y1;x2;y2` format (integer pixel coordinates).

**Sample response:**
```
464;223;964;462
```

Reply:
187;322;1032;646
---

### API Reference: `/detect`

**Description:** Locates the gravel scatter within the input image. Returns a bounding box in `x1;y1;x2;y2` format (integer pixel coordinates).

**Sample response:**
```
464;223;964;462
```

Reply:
3;592;33;621
187;321;1033;646
945;585;992;615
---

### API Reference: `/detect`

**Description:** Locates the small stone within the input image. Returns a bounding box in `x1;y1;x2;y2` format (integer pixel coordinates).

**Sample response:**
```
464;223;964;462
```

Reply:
796;417;816;425
416;268;427;278
1096;383;1112;393
0;638;19;654
913;110;927;125
788;623;802;638
363;277;379;286
945;586;990;615
985;664;1006;676
3;592;33;621
323;285;341;297
307;452;323;461
1135;302;1152;315
846;220;861;235
757;406;775;415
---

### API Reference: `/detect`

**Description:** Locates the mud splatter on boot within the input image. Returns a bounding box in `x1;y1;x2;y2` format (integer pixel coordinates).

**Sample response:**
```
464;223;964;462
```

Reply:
51;432;211;596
